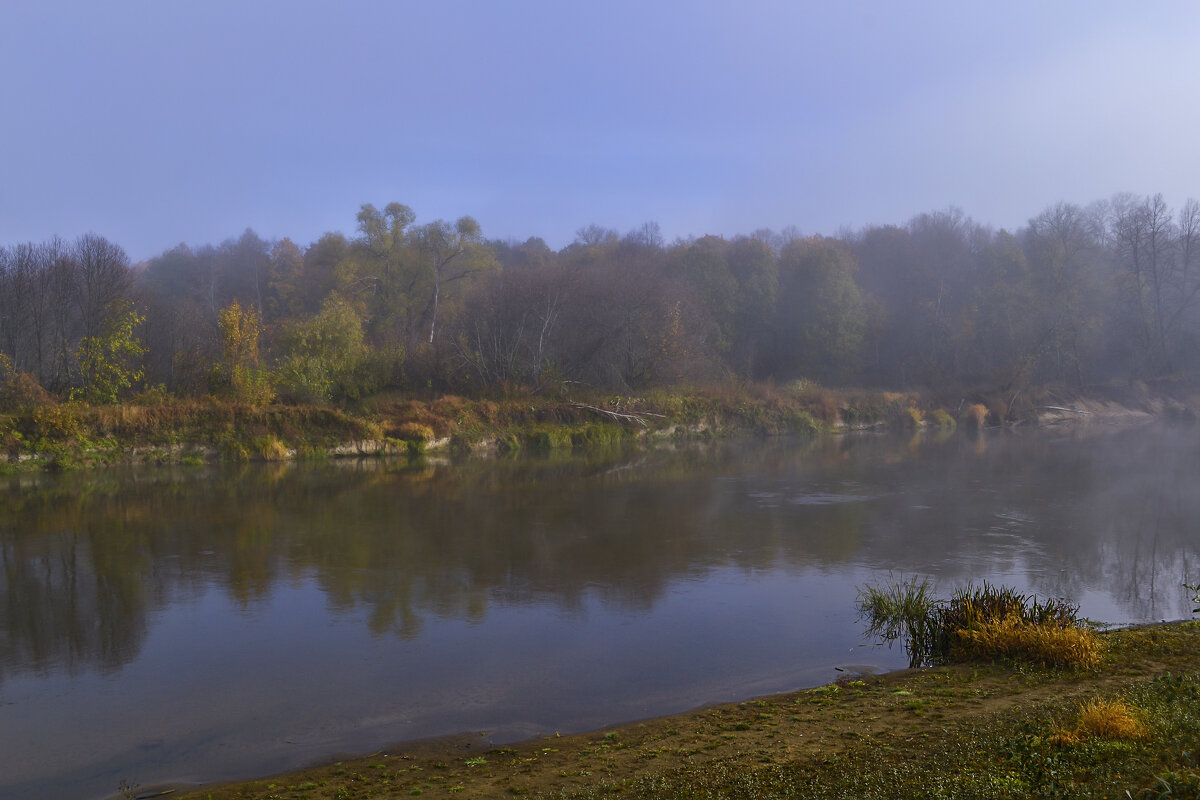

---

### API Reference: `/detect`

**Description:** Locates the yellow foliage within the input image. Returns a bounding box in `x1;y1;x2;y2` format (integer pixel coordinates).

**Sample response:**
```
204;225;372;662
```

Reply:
952;616;1103;667
1075;698;1147;740
963;403;989;429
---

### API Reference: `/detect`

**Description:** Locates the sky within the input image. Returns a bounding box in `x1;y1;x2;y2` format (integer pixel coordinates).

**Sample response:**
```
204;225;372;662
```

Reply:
3;1;1200;262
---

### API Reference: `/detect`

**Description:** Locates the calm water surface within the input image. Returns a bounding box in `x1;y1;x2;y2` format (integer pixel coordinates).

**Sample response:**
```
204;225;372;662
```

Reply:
2;425;1199;799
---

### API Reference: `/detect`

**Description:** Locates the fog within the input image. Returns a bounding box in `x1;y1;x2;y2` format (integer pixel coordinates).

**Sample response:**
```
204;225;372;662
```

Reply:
4;193;1200;399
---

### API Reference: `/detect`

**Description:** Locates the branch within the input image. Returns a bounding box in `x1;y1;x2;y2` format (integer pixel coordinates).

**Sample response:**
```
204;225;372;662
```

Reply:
570;402;665;427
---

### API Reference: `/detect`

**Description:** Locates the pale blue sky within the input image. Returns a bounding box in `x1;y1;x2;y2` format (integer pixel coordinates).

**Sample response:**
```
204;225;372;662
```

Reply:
3;1;1200;260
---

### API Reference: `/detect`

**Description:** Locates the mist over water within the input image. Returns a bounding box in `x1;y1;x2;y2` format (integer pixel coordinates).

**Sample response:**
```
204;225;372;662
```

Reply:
2;425;1198;799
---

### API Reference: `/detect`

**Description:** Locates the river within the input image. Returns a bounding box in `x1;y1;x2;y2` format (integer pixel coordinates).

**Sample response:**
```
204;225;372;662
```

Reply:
2;424;1198;799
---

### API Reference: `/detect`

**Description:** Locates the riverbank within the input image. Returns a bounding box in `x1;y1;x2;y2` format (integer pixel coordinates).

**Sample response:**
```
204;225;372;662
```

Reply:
6;377;1199;471
159;621;1200;800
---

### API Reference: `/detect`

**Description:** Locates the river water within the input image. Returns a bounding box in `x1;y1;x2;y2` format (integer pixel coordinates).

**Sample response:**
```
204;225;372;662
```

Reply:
2;424;1198;799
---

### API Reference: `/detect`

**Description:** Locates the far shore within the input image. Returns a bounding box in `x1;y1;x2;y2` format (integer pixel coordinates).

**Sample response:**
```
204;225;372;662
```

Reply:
6;377;1199;474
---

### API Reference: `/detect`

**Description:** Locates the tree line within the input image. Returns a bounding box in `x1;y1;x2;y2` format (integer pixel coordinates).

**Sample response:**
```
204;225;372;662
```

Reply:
2;193;1199;405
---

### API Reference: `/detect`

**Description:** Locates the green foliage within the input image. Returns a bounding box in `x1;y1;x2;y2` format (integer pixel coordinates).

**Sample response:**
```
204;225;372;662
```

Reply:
930;408;956;430
523;426;573;453
274;294;369;403
857;574;941;668
72;300;147;404
776;238;866;381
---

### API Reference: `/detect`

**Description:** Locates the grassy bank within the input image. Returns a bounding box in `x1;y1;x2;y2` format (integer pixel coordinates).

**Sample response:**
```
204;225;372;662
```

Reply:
8;374;1194;472
160;622;1200;800
0;383;963;471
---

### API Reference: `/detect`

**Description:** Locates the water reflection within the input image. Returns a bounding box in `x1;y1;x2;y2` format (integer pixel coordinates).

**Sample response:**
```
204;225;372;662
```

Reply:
2;426;1199;798
3;426;1199;683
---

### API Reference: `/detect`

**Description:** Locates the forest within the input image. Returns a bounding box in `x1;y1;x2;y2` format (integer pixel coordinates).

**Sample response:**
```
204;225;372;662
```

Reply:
2;192;1199;408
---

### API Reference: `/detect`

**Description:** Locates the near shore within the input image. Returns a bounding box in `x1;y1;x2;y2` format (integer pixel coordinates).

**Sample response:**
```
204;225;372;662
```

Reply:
162;621;1200;800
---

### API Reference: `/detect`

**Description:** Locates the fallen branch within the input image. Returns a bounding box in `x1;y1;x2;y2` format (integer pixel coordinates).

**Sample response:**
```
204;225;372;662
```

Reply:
570;402;665;427
1040;405;1091;415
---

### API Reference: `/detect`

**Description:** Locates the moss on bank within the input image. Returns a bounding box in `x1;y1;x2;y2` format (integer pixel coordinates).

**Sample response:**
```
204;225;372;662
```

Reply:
163;622;1200;800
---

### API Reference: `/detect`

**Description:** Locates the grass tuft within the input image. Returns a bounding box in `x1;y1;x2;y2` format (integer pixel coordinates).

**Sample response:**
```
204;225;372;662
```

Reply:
1075;697;1147;740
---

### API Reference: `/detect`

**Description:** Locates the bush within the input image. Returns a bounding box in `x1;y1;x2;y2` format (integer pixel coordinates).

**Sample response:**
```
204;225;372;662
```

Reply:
963;403;989;429
30;402;85;442
930;408;956;430
0;354;53;411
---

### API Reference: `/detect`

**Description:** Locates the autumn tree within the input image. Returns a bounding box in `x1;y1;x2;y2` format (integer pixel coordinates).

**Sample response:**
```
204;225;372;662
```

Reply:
215;300;272;404
72;300;146;404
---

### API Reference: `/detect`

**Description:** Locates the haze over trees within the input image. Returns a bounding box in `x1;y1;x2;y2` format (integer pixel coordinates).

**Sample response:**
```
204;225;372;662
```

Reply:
3;193;1200;406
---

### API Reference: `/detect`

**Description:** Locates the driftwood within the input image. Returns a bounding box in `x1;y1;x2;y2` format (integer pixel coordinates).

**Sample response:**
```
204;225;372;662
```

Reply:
1040;405;1091;415
570;402;666;427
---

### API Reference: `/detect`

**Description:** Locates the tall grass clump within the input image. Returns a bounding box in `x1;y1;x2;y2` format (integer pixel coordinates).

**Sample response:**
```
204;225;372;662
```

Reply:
858;578;1101;668
952;614;1102;667
856;574;941;667
1075;697;1147;740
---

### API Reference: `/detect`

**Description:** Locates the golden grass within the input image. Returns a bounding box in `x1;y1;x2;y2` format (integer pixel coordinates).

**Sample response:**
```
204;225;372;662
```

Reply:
952;616;1103;668
1075;698;1147;740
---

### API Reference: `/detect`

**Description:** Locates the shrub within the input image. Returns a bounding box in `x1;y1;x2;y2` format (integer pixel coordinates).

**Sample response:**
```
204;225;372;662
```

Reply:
0;354;53;411
930;408;956;430
30;402;85;442
963;403;989;429
987;397;1009;424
